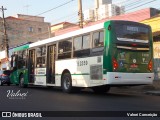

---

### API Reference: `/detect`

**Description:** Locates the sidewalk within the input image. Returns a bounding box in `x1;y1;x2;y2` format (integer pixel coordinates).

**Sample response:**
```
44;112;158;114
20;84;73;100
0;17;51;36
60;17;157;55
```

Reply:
144;80;160;96
110;80;160;96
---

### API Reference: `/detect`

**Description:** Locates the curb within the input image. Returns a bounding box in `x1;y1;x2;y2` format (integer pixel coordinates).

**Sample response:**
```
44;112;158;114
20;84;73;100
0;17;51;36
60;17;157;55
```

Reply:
144;91;160;96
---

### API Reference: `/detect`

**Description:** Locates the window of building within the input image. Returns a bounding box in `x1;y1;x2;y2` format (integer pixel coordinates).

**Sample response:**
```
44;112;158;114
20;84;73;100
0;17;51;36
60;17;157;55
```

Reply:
36;46;46;67
93;31;104;47
58;39;72;59
28;27;33;32
38;28;42;32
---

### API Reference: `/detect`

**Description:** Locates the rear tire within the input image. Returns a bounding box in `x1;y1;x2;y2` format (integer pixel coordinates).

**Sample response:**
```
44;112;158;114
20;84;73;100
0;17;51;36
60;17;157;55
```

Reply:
61;73;73;93
19;75;28;88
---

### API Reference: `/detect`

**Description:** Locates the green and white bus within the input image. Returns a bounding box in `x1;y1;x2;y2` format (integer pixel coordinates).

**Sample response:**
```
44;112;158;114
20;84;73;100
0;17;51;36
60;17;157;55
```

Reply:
10;20;154;93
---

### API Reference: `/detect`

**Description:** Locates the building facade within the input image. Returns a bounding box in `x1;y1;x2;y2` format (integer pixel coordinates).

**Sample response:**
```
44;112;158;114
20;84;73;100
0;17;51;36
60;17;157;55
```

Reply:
51;22;77;37
0;14;51;49
97;4;125;20
56;8;160;36
94;0;112;8
84;0;124;21
141;15;160;80
0;14;51;70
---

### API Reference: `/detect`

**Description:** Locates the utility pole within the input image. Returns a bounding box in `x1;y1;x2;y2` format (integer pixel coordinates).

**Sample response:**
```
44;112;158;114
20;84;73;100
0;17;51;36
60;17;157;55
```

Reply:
95;0;99;21
78;0;83;28
0;6;9;69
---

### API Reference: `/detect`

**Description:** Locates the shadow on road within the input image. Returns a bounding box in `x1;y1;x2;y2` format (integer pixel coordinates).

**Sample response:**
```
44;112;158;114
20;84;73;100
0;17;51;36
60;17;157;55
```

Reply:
13;85;142;98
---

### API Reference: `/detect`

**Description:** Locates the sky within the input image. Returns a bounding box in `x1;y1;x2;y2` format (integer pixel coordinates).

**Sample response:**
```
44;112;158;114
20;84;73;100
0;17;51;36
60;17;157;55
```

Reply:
0;0;160;25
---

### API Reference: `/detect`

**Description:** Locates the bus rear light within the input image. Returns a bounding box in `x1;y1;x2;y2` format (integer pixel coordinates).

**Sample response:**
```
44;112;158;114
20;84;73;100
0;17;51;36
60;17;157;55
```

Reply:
148;60;152;71
112;58;118;70
1;74;7;77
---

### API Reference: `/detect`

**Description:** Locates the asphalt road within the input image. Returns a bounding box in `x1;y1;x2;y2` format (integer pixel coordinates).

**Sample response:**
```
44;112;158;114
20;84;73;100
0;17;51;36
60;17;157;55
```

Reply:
0;85;160;120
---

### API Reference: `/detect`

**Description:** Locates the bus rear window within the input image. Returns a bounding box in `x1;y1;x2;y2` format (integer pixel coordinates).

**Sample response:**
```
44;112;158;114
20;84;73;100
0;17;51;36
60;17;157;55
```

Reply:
115;24;149;43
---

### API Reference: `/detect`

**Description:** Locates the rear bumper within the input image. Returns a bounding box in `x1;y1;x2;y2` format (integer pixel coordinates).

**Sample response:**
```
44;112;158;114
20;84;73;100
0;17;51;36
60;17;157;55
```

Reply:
1;79;10;84
106;72;154;85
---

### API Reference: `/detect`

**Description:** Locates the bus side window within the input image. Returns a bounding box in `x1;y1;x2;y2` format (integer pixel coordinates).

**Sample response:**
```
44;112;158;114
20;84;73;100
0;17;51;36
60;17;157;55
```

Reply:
74;36;82;51
73;34;90;58
17;50;26;69
93;31;104;47
58;39;72;59
36;46;46;67
11;54;17;68
83;34;90;49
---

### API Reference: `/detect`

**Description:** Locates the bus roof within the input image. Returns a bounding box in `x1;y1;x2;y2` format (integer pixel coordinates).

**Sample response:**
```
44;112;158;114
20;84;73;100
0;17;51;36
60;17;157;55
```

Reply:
29;22;105;48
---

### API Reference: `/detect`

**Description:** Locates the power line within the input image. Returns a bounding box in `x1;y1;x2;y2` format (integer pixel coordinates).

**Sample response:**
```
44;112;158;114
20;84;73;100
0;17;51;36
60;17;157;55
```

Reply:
125;0;157;11
50;11;78;24
13;0;76;22
114;0;134;5
125;0;144;8
36;0;76;16
3;0;160;46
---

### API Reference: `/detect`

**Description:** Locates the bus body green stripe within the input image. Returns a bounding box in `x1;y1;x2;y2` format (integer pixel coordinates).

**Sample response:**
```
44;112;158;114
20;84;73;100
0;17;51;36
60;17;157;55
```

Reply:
55;73;90;76
14;44;29;52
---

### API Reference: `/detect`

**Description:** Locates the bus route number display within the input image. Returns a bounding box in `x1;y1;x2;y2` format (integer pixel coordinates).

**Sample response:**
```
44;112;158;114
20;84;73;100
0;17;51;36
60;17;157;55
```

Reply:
126;26;139;32
77;60;88;66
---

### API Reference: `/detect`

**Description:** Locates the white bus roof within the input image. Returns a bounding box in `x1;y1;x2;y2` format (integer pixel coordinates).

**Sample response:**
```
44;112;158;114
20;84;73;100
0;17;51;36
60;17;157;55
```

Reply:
29;22;104;48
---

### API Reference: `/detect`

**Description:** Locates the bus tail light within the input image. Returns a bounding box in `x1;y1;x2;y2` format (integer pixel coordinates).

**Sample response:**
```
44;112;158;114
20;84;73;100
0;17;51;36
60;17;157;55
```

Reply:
1;74;7;77
148;59;152;71
112;58;118;70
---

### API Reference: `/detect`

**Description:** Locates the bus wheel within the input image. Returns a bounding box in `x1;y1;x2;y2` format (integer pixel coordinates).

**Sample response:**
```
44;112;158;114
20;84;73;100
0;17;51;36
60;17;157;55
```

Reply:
92;86;110;94
19;75;27;88
62;73;73;93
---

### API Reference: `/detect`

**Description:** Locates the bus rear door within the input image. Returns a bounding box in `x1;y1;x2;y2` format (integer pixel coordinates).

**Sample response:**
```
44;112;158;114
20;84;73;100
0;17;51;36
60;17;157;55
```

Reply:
46;44;56;84
28;49;35;83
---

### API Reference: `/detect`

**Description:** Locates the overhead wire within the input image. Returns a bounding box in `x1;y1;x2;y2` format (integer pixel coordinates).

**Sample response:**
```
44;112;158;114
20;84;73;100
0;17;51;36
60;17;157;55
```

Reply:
125;0;157;11
2;0;77;45
50;11;78;25
36;0;76;16
53;0;160;36
13;0;76;21
3;0;159;45
124;0;144;8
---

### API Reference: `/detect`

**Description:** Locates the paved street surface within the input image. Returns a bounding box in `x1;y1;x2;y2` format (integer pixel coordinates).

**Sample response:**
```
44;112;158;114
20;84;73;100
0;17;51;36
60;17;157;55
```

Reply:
0;85;160;120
